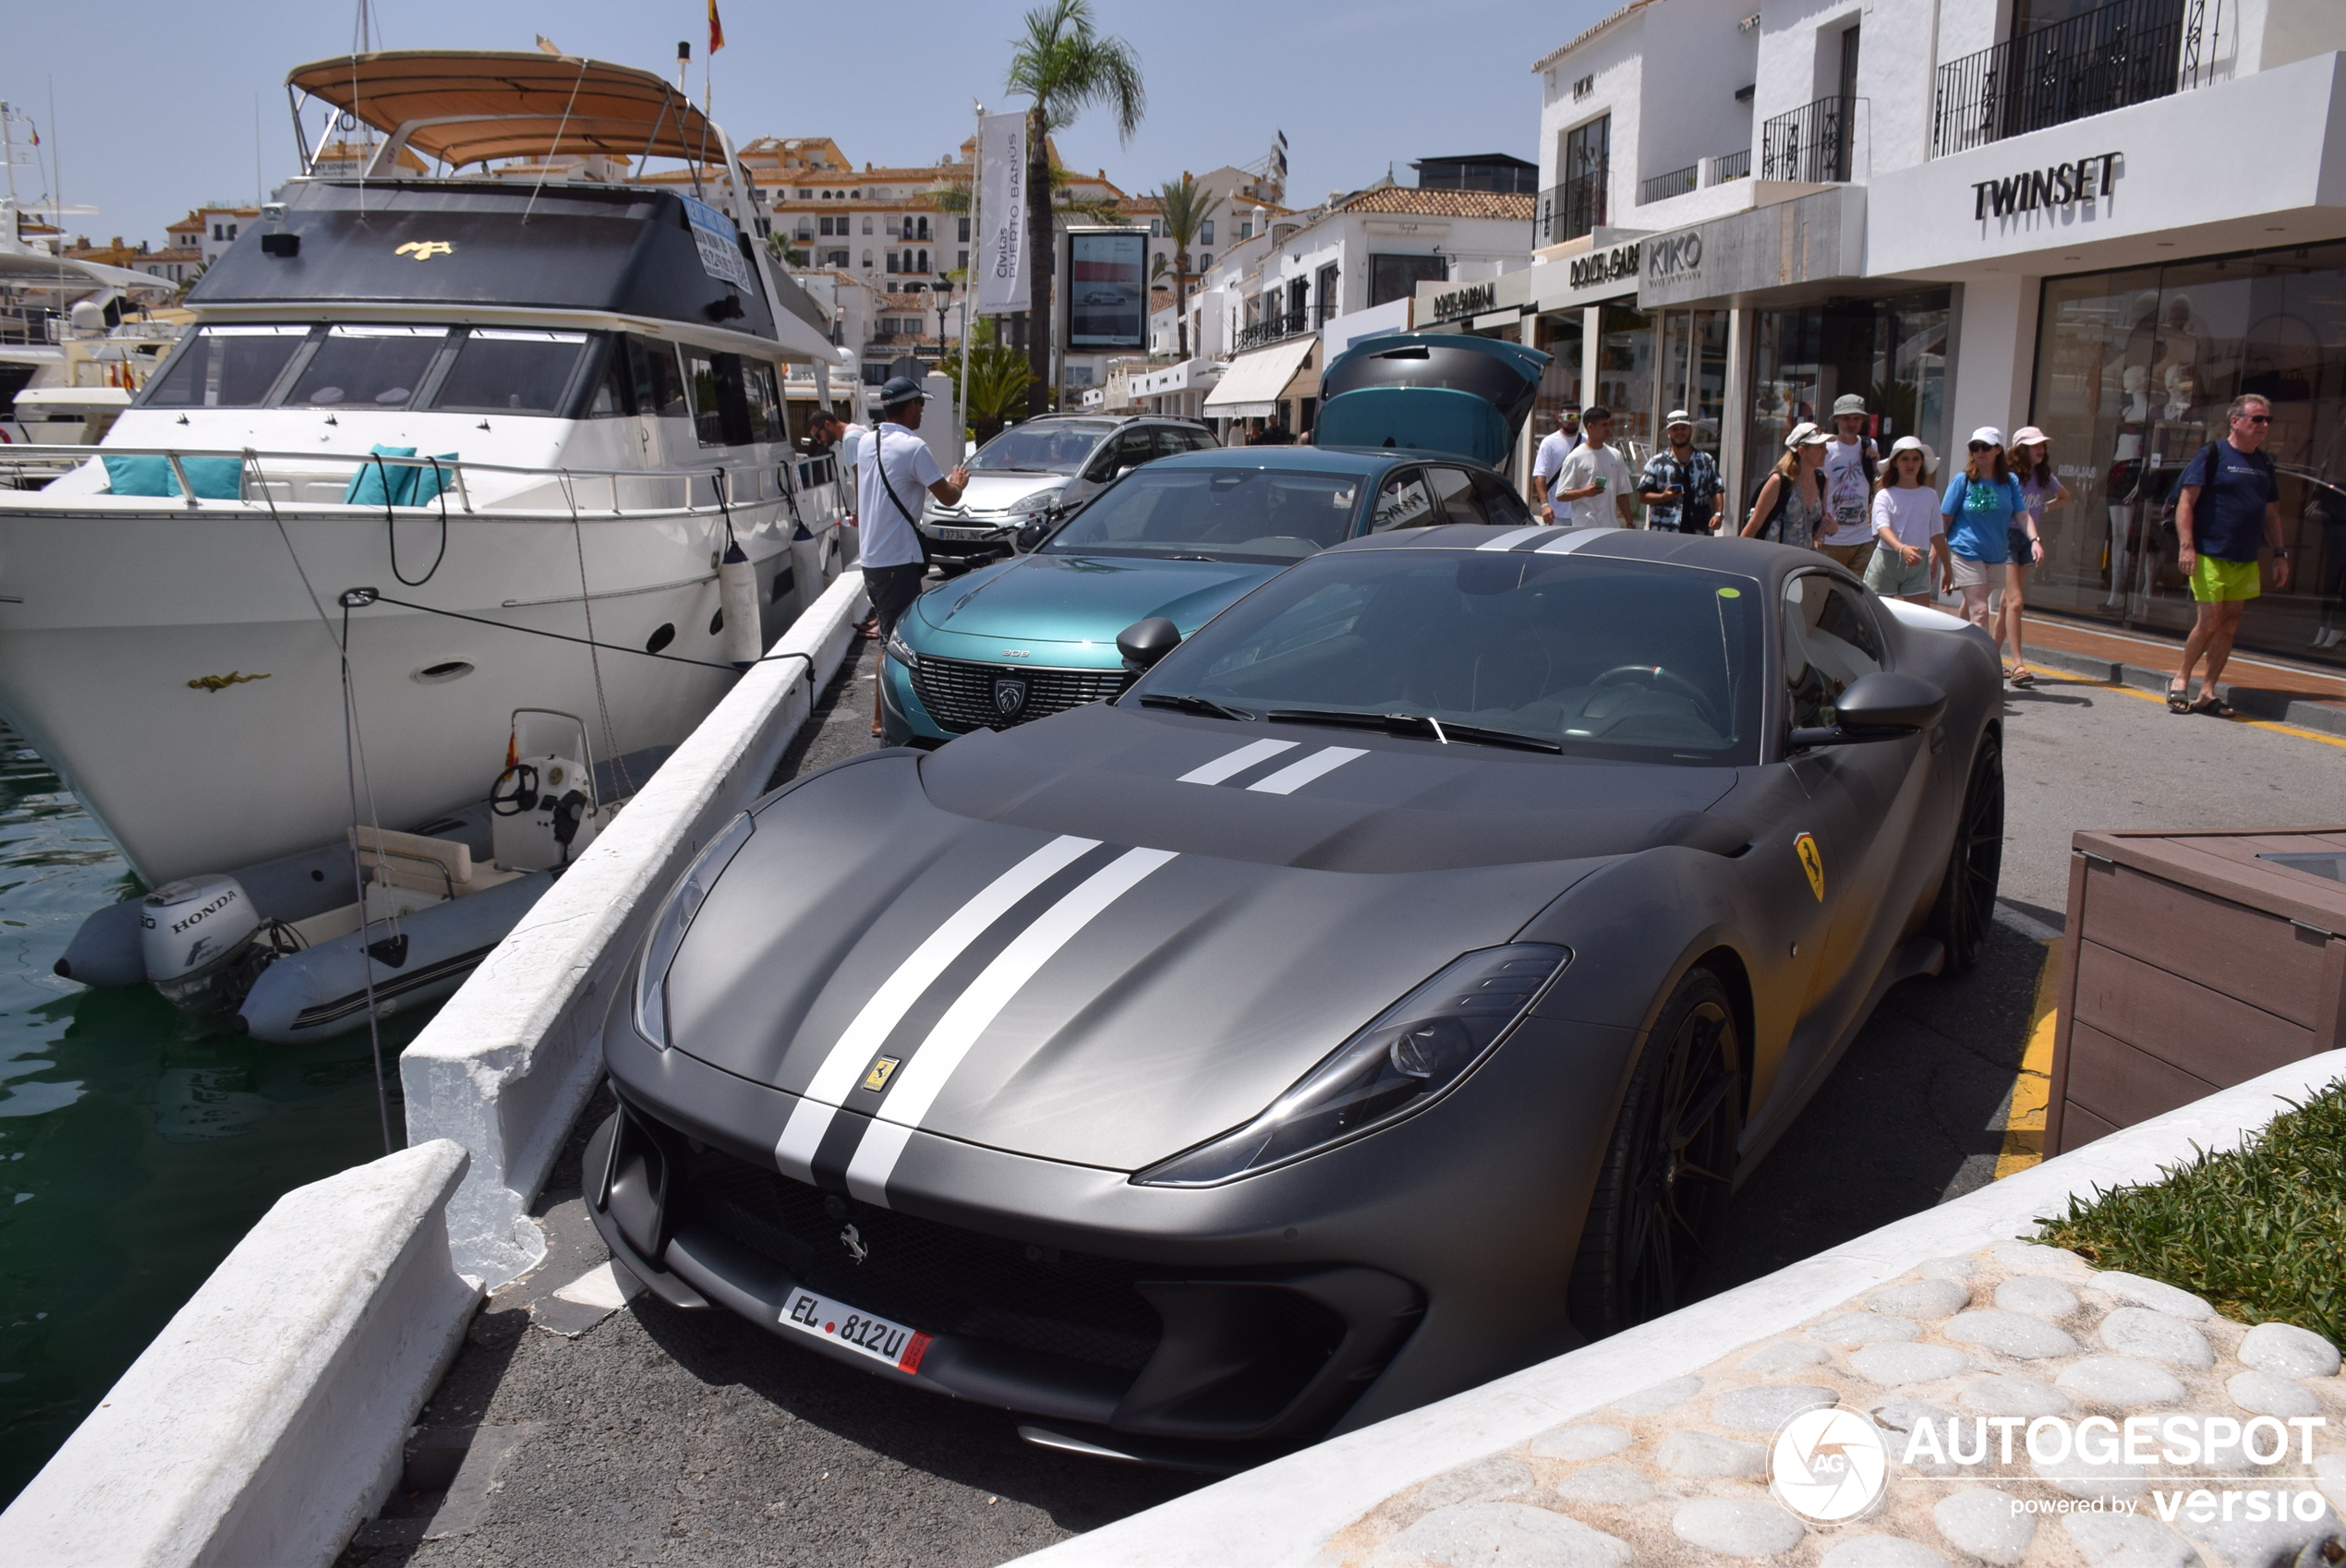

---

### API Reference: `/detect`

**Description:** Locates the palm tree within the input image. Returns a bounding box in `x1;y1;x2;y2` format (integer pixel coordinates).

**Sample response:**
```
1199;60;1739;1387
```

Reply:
940;318;1035;445
1153;173;1220;361
1003;0;1143;416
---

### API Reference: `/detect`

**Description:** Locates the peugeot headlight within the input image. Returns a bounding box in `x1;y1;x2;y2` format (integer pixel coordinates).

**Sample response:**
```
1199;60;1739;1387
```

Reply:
632;810;756;1049
884;624;918;668
1133;944;1570;1187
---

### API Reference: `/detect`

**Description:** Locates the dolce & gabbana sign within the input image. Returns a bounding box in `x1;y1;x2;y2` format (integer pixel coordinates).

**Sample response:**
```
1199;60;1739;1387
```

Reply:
1569;243;1639;291
1973;151;2121;220
1428;281;1498;322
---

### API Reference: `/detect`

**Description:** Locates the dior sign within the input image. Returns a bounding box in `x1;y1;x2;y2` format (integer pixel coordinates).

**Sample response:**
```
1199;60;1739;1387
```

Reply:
1568;243;1639;291
1972;151;2122;220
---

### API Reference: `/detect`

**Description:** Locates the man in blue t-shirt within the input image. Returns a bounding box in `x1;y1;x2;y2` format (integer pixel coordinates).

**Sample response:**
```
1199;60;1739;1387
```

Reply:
2168;393;2291;716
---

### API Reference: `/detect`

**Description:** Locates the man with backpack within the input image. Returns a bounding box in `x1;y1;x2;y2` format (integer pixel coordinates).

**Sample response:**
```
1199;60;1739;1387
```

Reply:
2168;393;2291;717
1637;410;1723;533
858;376;970;735
1818;392;1881;573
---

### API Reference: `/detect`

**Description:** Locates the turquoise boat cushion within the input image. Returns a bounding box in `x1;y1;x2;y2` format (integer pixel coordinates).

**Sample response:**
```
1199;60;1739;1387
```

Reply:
102;453;245;500
344;445;459;506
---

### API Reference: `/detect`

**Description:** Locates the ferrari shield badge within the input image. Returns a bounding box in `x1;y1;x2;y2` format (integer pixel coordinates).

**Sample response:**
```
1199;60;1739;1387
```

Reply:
863;1055;901;1092
1794;832;1825;901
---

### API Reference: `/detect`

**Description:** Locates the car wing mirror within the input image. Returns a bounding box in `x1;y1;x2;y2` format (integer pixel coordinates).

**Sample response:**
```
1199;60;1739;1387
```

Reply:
1787;670;1947;749
1117;616;1181;670
1014;503;1064;553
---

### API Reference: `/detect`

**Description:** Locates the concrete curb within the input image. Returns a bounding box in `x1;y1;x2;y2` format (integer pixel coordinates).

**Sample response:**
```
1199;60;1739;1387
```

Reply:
2022;637;2346;737
0;1140;478;1568
402;571;869;1287
1009;1049;2346;1568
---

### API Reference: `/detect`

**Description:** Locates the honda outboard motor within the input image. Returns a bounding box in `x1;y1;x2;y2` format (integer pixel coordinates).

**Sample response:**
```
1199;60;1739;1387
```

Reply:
140;874;265;1011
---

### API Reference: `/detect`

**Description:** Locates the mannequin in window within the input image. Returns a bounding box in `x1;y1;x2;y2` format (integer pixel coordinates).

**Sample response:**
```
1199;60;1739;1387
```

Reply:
2104;365;2149;607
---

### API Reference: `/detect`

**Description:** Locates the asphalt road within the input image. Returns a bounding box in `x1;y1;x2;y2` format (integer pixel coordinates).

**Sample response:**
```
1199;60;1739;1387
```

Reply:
340;643;2345;1568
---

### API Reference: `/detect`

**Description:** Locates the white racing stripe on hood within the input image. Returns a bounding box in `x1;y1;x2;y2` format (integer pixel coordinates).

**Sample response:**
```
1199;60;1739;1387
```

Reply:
1177;737;1297;785
1533;528;1609;553
773;833;1100;1182
1245;745;1369;795
1477;526;1552;551
844;845;1180;1204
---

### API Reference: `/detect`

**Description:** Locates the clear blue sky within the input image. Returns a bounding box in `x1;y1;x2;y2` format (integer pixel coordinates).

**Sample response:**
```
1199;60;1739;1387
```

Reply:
5;0;1607;247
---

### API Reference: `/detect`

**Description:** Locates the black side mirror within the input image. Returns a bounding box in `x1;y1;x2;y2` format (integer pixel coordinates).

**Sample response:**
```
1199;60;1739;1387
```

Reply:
1788;670;1947;749
1014;504;1061;553
1117;617;1181;670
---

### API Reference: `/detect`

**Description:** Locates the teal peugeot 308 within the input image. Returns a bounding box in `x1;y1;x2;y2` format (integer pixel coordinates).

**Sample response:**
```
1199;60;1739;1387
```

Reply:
880;333;1550;745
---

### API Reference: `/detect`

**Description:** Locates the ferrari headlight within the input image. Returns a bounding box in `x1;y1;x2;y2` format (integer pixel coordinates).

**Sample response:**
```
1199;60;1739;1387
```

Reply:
632;810;756;1050
1132;944;1570;1187
884;625;918;668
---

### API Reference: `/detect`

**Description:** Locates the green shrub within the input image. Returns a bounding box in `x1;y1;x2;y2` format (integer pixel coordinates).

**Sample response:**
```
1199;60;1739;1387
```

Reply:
2035;1079;2346;1345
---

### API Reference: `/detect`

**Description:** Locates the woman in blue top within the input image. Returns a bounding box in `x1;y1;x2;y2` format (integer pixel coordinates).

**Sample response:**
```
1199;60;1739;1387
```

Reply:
1941;427;2025;642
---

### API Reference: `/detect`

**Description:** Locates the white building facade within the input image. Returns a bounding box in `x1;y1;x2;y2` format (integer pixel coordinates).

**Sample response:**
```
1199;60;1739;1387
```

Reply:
1522;0;2346;669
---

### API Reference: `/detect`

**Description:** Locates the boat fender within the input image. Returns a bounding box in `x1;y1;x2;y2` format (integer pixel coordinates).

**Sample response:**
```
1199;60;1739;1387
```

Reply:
719;542;763;669
140;874;264;1009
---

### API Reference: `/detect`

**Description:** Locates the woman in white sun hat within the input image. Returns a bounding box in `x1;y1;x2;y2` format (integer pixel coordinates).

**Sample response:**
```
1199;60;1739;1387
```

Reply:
1864;436;1947;604
1741;422;1832;549
2000;425;2067;686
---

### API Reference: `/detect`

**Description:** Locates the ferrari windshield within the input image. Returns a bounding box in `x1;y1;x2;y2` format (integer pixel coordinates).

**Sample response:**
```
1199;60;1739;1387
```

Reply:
968;420;1116;474
1128;550;1764;765
1044;466;1365;564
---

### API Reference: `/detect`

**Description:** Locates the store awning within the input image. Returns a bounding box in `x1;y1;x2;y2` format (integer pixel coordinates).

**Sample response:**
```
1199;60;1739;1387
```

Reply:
1202;335;1317;418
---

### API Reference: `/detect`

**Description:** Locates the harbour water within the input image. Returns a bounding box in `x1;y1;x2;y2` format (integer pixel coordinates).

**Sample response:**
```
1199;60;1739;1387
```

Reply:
0;722;426;1503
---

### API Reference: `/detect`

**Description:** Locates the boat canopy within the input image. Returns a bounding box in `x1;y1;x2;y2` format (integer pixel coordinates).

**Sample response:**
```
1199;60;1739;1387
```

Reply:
287;52;728;174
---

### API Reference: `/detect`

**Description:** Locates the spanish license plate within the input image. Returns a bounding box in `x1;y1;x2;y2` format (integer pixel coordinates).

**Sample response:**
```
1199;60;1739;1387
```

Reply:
780;1286;933;1374
933;525;995;541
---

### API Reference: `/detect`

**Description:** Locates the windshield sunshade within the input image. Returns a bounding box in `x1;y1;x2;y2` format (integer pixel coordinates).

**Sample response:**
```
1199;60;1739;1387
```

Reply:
140;326;309;409
1046;466;1363;563
285;325;450;409
431;329;590;413
1130;551;1763;765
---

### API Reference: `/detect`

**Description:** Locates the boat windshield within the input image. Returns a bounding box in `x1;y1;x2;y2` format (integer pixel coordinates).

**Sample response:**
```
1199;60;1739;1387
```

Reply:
285;326;451;408
431;329;591;414
968;421;1116;475
141;326;309;409
1044;465;1364;564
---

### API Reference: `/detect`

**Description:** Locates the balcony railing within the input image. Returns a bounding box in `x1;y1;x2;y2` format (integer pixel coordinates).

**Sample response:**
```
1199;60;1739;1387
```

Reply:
1534;173;1608;247
1235;308;1310;352
1930;0;2187;158
1641;164;1699;204
1711;148;1750;183
1760;95;1855;184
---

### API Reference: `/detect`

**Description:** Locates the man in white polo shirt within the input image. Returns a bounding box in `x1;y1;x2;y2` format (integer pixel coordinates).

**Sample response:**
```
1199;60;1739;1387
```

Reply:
857;375;969;734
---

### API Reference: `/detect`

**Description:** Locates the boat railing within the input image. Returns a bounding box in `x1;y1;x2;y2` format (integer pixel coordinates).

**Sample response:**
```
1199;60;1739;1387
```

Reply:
0;443;846;522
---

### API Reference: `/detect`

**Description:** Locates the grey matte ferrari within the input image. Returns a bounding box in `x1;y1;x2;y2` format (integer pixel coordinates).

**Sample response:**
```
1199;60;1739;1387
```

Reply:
587;524;2004;1465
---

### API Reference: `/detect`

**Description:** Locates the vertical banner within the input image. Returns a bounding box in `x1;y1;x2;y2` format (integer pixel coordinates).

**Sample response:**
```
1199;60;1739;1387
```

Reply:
974;112;1028;316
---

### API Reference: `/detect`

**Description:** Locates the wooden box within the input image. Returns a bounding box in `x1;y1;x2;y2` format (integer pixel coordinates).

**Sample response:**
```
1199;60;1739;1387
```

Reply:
2047;827;2346;1155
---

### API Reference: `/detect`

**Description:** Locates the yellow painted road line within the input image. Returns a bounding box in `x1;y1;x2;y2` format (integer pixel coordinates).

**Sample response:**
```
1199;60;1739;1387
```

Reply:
1993;937;2061;1180
2052;675;2346;750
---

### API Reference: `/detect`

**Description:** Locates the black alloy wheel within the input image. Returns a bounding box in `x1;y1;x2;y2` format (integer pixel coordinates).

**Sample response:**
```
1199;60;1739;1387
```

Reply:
1929;734;2005;975
1569;968;1745;1340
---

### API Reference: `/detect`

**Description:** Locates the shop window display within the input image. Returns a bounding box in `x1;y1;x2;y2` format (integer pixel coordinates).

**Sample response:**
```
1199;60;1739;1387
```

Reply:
1600;304;1657;459
2029;243;2346;664
1747;293;1950;500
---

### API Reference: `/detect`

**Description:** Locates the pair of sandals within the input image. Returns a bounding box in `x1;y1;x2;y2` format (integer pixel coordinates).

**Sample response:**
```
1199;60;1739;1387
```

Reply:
2167;681;2238;718
2005;666;2035;689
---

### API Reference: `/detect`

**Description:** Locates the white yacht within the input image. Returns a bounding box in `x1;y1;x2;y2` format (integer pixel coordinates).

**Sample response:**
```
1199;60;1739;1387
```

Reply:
0;51;853;887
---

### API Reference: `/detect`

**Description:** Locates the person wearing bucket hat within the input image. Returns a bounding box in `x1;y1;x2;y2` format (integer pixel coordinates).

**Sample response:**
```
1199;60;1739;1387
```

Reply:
1940;427;2024;638
1740;422;1831;549
855;375;970;733
1637;410;1723;534
1864;436;1947;604
1819;392;1882;573
2000;425;2066;686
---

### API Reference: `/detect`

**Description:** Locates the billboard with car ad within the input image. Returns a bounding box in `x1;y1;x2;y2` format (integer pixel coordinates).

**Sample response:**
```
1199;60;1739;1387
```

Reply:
1065;230;1147;351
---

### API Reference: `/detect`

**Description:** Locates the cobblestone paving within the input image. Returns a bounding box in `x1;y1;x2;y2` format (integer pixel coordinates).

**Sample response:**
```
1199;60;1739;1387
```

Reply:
1327;1244;2345;1567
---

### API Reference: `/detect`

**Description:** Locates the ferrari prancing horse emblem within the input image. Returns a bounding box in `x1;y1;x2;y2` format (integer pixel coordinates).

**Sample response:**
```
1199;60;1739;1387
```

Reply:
394;240;454;261
1794;832;1825;902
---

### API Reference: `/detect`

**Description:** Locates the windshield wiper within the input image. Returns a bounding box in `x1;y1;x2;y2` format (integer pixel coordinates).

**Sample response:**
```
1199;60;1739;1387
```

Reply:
1159;552;1220;561
1139;693;1256;722
1264;707;1563;754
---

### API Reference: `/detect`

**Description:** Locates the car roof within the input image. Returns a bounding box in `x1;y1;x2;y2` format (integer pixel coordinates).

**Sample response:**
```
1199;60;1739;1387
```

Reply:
1144;445;1410;477
1322;522;1830;584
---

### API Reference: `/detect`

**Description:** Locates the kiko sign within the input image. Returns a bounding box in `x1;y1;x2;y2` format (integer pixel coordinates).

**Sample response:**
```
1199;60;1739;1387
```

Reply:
1973;151;2122;220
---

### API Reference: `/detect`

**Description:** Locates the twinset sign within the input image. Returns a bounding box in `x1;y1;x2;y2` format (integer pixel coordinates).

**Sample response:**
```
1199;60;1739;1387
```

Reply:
1972;151;2122;220
1645;231;1701;283
1428;281;1498;322
1569;243;1639;291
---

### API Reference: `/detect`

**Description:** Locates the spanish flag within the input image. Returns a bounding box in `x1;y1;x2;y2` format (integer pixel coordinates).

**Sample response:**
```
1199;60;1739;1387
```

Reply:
707;1;725;54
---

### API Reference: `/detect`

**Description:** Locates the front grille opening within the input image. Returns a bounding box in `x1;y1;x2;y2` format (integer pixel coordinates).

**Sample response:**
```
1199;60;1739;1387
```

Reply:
679;1146;1164;1372
911;656;1132;734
